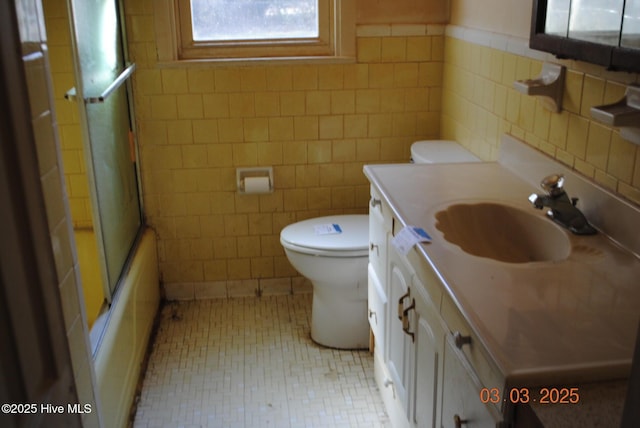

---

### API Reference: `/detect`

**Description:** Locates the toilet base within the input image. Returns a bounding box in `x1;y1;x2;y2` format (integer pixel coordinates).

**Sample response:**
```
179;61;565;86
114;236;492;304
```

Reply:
310;281;370;350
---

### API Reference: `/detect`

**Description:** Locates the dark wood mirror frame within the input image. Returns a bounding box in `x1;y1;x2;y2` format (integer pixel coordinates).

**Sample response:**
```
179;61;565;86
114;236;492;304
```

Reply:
530;0;640;73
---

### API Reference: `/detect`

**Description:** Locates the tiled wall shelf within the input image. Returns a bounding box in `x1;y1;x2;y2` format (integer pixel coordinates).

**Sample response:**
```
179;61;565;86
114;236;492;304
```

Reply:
591;86;640;145
513;62;565;113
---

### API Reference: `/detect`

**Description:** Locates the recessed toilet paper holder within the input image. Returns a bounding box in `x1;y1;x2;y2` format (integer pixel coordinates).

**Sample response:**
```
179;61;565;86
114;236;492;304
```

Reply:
513;62;566;113
237;167;274;194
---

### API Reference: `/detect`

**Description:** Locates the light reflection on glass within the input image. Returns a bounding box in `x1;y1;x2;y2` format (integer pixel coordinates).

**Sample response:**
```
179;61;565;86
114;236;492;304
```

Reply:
101;0;118;70
622;0;640;48
190;0;319;41
544;0;640;47
546;0;571;36
568;0;624;46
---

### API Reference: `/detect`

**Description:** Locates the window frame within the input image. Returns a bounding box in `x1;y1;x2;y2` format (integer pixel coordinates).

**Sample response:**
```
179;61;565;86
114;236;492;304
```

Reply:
155;0;355;63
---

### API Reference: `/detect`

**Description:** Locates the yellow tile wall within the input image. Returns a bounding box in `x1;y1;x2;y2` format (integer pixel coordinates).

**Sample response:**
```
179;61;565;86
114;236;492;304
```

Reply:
126;6;443;285
441;36;640;205
44;0;93;228
44;0;104;325
21;1;100;425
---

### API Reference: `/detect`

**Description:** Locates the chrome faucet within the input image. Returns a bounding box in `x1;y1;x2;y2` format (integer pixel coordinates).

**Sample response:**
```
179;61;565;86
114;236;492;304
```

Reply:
528;174;597;235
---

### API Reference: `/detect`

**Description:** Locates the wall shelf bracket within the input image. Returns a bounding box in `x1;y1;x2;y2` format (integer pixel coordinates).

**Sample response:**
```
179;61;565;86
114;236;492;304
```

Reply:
513;63;566;113
591;85;640;145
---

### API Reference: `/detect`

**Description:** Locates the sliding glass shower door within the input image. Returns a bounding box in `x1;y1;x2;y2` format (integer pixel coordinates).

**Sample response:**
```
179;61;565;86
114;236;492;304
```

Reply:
67;0;141;300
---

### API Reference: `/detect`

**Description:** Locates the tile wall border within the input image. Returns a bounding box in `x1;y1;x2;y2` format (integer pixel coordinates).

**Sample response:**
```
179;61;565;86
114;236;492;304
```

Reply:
357;24;446;37
445;25;639;84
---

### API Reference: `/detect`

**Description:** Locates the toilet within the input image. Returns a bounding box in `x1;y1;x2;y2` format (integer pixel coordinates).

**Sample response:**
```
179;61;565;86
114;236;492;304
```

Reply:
411;140;481;163
280;140;481;349
280;215;370;349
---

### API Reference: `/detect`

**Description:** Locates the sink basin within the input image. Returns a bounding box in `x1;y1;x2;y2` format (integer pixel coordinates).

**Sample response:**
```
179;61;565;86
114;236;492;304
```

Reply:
434;202;571;263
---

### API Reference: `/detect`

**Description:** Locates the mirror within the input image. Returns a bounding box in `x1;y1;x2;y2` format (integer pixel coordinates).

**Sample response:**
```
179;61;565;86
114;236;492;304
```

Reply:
568;0;623;46
623;0;640;48
530;0;640;72
544;0;570;37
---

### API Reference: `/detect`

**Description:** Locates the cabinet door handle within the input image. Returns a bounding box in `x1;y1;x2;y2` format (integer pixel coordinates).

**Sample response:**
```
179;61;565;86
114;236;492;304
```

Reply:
453;331;472;349
370;242;379;254
397;290;410;320
454;414;468;427
402;299;416;342
370;198;382;208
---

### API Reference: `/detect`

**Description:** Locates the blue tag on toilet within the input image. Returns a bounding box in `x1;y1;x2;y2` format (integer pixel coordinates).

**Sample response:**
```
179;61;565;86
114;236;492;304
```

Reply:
314;223;342;235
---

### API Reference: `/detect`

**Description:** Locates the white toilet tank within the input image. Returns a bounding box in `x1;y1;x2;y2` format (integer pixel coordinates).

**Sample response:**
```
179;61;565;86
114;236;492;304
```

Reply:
411;140;481;164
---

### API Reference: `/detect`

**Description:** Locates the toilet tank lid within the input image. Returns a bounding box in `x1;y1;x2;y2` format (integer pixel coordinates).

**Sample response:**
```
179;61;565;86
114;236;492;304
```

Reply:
280;215;369;252
411;140;481;163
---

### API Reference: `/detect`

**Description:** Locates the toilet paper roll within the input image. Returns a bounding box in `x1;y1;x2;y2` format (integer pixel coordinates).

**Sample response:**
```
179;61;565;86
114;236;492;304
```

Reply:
243;176;271;193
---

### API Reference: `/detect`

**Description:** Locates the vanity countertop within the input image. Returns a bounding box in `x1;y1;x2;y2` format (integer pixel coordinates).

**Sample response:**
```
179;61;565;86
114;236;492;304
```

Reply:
363;161;640;387
529;380;627;427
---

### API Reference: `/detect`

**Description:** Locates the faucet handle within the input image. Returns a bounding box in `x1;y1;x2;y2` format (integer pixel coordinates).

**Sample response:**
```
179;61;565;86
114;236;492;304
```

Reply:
541;173;565;195
528;193;544;209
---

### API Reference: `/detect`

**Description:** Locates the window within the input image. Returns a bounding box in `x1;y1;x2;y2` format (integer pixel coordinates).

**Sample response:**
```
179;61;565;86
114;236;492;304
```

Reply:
189;0;319;41
155;0;355;62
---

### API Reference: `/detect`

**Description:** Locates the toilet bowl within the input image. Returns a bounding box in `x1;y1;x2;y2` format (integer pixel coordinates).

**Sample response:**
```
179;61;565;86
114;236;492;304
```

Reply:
280;140;480;350
280;215;370;349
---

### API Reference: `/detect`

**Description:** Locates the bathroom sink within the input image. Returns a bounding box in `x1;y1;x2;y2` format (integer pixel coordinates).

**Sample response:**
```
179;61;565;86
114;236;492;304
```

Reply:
434;202;571;263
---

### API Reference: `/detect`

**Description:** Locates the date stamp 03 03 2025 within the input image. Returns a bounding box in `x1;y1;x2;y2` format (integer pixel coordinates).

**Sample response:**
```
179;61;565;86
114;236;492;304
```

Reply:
480;387;581;405
2;403;92;415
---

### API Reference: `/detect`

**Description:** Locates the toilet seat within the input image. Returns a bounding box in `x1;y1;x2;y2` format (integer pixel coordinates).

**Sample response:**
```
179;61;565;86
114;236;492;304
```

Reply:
280;215;369;258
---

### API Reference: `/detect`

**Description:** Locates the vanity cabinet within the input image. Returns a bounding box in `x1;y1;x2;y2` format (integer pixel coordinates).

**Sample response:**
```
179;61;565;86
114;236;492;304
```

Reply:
369;186;414;427
441;336;498;428
368;187;389;358
368;186;389;278
410;273;445;428
368;184;503;428
386;245;415;417
368;263;386;356
364;149;640;428
376;227;450;428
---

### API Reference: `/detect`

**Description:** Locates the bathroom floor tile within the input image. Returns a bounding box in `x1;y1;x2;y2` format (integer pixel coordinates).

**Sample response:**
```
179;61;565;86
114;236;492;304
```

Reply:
133;294;390;428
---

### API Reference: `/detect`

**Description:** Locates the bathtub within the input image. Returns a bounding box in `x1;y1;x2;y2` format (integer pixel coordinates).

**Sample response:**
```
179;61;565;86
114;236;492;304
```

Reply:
93;228;159;428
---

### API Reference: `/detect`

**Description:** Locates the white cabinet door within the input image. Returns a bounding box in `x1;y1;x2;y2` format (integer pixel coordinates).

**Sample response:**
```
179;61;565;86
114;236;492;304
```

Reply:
368;263;387;357
368;186;390;358
411;281;445;428
441;337;499;428
386;247;414;416
368;189;388;277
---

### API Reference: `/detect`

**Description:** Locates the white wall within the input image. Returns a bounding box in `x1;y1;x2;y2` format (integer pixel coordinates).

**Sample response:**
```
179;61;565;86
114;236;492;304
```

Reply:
450;0;533;37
